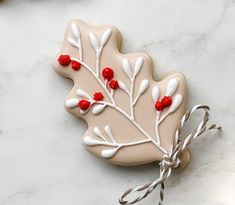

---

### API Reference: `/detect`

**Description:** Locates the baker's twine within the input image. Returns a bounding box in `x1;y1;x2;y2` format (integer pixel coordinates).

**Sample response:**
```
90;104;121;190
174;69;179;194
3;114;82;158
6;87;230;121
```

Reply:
119;104;222;205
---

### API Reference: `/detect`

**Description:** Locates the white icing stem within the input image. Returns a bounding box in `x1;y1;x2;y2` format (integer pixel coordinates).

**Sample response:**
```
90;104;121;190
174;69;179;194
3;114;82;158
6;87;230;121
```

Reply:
155;111;161;145
101;138;152;159
104;79;108;87
98;135;107;142
133;93;140;106
87;138;151;148
86;139;115;147
111;89;114;97
78;39;83;61
118;139;151;148
71;57;116;105
158;111;171;125
95;45;104;77
95;101;167;154
129;77;135;120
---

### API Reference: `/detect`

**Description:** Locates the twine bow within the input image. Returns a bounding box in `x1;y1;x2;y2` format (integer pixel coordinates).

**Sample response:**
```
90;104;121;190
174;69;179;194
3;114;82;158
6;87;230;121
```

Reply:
119;105;222;205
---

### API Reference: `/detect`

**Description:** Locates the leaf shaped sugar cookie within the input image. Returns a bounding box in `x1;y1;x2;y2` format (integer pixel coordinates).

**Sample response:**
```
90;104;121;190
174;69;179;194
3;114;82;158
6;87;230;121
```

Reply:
54;19;187;166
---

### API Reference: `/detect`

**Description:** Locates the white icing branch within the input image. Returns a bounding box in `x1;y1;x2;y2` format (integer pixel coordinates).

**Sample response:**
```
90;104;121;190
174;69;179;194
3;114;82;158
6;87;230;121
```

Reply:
84;132;152;159
65;94;167;154
66;23;188;158
89;29;112;77
154;79;182;145
90;101;167;154
121;58;135;119
71;57;116;105
68;22;82;61
121;58;147;120
158;94;183;124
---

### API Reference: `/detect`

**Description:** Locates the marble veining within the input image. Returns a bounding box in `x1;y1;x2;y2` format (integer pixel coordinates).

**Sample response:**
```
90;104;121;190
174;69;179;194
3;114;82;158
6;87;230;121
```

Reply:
0;0;234;204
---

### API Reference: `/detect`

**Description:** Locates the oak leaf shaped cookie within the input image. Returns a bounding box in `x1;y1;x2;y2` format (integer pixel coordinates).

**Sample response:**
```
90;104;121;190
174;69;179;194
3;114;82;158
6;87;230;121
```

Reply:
54;19;187;166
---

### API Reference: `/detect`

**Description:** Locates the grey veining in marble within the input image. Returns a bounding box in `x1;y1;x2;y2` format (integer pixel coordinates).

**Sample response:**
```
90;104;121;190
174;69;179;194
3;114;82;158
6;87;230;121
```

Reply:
0;0;234;204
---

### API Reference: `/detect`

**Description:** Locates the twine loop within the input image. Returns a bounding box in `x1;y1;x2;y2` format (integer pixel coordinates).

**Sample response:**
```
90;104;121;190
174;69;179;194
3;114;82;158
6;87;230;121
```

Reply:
119;105;221;205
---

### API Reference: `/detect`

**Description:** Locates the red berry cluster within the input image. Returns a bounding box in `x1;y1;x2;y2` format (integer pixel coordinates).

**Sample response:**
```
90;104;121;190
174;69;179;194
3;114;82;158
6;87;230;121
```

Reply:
155;96;172;111
77;92;104;110
58;55;81;71
93;92;104;101
102;67;119;90
78;99;90;110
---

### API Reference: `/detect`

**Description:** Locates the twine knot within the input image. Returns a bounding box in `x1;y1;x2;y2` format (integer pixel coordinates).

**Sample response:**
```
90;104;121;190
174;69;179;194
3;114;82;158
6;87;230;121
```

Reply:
119;105;221;205
161;146;181;169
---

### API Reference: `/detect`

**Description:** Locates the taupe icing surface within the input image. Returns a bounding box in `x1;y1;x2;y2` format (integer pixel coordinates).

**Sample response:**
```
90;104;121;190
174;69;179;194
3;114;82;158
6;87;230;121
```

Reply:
54;19;187;166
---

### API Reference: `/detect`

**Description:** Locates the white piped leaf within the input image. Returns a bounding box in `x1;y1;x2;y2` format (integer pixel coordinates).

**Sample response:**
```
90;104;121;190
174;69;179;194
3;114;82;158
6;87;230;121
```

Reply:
118;81;129;94
138;79;149;95
89;32;100;52
134;57;144;77
77;89;91;99
101;148;119;159
122;58;133;79
67;37;79;48
104;125;112;137
84;136;101;146
92;104;106;115
168;94;183;113
104;125;116;142
151;86;160;102
166;78;179;96
101;28;112;46
93;127;104;138
65;98;79;108
71;22;80;39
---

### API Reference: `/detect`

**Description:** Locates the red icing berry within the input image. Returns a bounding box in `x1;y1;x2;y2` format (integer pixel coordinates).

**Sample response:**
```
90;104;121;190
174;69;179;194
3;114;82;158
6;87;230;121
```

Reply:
102;67;114;81
109;80;119;89
155;101;164;111
71;61;81;71
58;55;71;66
78;99;90;110
162;96;172;107
93;92;104;101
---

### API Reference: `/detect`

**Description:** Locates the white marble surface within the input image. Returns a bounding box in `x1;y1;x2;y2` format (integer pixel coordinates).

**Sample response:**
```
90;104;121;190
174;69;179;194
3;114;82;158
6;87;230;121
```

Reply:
0;0;234;204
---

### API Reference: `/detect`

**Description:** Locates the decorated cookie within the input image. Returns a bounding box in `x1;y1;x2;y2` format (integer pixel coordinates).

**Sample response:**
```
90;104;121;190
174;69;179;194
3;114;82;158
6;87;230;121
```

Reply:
54;19;187;166
54;19;221;204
